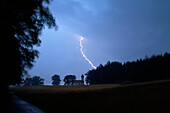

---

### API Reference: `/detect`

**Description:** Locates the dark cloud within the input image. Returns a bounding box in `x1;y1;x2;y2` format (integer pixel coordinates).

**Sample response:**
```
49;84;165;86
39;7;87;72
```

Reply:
60;0;170;60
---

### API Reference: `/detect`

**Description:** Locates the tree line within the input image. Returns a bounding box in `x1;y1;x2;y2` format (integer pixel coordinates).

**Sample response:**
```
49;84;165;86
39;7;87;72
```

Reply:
21;52;170;86
85;53;170;85
22;74;77;86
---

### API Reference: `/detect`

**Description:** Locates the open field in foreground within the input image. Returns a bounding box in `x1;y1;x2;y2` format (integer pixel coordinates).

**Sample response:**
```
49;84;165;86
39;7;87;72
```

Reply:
10;80;170;113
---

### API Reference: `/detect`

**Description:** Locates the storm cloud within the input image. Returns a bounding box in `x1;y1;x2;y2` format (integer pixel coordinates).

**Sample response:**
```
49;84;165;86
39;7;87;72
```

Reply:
29;0;170;84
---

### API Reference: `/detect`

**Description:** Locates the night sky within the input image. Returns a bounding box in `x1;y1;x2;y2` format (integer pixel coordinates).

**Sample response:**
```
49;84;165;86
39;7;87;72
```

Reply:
29;0;170;85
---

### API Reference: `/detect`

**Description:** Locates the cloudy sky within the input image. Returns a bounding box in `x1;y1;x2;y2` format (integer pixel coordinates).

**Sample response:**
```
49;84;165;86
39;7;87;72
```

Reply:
29;0;170;85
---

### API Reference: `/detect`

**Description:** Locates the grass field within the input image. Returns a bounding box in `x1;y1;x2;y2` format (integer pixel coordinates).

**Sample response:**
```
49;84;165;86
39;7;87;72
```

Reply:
10;80;170;113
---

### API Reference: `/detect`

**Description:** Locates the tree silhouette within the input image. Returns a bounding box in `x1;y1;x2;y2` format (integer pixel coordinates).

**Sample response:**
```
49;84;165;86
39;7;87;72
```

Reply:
63;75;76;85
23;78;32;86
86;53;170;85
52;74;61;85
1;0;57;88
23;76;44;86
85;75;90;85
32;76;44;86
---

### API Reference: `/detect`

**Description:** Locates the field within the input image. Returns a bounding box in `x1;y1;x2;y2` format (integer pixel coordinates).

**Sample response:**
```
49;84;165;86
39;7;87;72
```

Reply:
10;80;170;113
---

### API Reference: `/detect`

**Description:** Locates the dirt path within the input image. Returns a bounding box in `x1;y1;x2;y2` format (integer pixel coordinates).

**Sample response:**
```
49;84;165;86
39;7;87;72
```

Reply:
2;92;45;113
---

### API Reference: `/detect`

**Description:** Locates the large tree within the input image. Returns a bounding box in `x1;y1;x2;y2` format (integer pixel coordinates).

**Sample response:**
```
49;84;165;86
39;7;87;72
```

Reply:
63;75;76;85
32;76;44;86
52;74;61;85
1;0;57;88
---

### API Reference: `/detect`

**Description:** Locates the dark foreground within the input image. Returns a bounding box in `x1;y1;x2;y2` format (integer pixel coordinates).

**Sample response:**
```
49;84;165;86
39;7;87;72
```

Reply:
10;80;170;113
1;92;45;113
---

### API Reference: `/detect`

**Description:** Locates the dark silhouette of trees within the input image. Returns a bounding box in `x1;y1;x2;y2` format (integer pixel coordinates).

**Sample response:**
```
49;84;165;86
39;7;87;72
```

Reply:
63;75;76;85
1;0;57;88
52;74;61;85
23;78;32;86
86;53;170;85
85;76;90;85
32;76;44;86
23;76;44;86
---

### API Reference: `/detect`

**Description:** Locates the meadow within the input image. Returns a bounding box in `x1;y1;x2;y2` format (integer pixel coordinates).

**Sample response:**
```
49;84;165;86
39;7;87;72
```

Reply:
10;80;170;113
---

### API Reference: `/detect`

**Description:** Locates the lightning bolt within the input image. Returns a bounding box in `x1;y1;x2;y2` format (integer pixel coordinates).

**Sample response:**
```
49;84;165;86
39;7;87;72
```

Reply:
80;36;96;69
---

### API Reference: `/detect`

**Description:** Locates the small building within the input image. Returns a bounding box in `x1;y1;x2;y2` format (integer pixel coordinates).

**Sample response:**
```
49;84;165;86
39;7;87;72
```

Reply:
73;80;84;85
73;74;84;85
